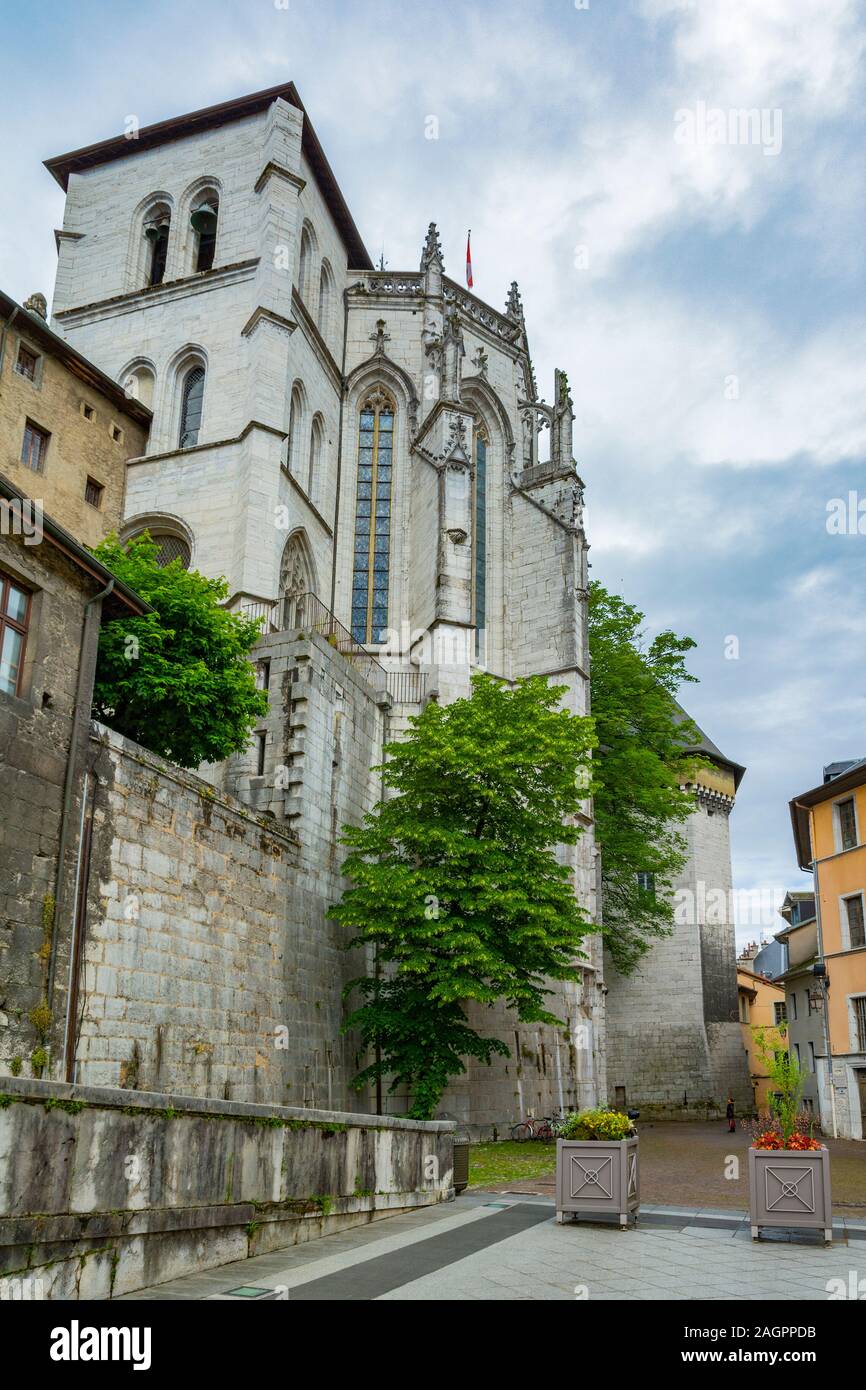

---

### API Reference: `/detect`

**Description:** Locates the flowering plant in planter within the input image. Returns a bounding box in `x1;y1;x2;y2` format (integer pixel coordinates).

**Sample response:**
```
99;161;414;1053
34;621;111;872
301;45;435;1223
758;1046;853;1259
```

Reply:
747;1029;832;1243
559;1107;636;1142
751;1026;817;1150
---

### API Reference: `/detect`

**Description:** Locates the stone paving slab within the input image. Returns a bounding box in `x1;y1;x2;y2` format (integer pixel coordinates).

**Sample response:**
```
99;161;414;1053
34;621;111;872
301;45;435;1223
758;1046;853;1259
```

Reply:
116;1194;866;1302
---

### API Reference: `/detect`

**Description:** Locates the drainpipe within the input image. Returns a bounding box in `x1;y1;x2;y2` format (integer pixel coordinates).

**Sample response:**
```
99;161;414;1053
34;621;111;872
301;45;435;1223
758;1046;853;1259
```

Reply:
47;577;115;1015
329;286;350;614
0;305;21;374
796;796;838;1139
811;864;838;1138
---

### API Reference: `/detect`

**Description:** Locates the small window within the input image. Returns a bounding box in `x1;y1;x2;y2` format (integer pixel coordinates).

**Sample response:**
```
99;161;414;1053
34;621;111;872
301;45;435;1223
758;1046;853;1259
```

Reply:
81;402;95;422
256;659;271;692
838;797;857;851
110;423;124;444
178;366;205;448
84;477;104;509
794;1042;801;1065
790;993;797;1021
636;871;655;897
773;1001;787;1025
21;420;49;473
0;574;31;697
844;894;865;949
15;345;39;381
255;731;267;777
808;1042;816;1071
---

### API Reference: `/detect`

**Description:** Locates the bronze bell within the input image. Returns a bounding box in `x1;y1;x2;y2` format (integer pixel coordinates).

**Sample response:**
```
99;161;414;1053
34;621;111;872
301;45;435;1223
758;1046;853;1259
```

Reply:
190;202;218;236
144;219;169;242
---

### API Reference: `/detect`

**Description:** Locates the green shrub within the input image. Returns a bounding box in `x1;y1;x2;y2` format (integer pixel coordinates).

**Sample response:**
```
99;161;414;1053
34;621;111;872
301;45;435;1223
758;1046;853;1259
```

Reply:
559;1107;636;1142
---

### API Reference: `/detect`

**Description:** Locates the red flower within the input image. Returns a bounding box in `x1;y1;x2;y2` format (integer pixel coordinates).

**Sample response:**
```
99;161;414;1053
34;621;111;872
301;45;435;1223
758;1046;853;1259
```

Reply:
753;1131;783;1150
786;1133;821;1151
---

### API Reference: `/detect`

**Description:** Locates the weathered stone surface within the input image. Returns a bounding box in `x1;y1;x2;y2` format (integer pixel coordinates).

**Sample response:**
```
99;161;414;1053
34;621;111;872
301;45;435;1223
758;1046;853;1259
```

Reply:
0;1076;454;1299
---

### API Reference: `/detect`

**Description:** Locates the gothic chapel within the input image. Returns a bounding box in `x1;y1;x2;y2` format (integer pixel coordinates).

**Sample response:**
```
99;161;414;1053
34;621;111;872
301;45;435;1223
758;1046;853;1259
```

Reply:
42;80;677;1125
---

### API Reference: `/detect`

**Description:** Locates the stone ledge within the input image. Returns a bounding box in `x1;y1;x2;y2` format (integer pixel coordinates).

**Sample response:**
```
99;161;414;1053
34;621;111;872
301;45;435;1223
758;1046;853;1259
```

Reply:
0;1075;455;1131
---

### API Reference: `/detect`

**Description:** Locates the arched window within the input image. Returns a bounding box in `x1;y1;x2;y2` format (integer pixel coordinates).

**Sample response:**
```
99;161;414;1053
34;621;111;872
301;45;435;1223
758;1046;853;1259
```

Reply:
143;201;171;287
191;191;219;272
298;224;315;302
317;260;333;337
308;414;324;497
124;523;192;570
286;383;305;475
351;388;394;644
473;423;488;661
121;361;155;410
179;366;205;448
280;532;316;628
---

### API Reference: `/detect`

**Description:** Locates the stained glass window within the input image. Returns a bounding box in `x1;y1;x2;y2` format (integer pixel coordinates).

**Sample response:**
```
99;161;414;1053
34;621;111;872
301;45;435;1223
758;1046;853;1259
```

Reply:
473;424;488;660
179;367;205;448
351;390;394;643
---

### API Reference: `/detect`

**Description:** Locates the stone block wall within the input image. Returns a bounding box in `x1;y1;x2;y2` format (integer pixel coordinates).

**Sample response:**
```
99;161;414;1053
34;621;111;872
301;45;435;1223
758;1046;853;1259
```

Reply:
604;793;751;1116
0;315;148;550
0;1077;454;1300
0;534;96;1079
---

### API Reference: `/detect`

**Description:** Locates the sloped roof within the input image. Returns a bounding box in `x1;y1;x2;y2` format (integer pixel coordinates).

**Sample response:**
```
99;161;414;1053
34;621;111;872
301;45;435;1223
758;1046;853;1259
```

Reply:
674;703;746;790
44;82;372;271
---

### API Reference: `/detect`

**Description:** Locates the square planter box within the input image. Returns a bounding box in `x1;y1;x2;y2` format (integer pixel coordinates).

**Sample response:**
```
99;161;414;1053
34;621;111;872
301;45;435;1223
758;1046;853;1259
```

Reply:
555;1137;639;1229
749;1146;832;1244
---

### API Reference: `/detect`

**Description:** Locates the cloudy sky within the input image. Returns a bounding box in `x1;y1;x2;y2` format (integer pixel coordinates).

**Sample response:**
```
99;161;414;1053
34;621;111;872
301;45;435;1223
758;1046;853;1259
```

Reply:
2;0;865;943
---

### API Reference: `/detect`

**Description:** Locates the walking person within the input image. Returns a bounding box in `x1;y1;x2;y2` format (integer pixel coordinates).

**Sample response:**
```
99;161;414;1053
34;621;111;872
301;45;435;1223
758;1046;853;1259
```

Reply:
726;1095;736;1133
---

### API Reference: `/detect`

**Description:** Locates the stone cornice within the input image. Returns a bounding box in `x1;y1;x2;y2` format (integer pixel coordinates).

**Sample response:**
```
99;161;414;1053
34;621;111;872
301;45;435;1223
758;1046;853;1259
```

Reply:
254;161;306;196
126;417;287;467
510;475;585;538
241;305;297;339
689;783;736;816
54;258;260;326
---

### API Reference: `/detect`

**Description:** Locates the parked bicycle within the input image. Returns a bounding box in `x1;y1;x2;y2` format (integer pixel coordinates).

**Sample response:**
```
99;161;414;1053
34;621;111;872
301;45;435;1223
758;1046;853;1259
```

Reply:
510;1111;566;1142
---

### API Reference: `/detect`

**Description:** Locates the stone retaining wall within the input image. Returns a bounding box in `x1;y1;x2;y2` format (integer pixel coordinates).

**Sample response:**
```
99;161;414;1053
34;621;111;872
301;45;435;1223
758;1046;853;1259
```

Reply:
0;1077;454;1299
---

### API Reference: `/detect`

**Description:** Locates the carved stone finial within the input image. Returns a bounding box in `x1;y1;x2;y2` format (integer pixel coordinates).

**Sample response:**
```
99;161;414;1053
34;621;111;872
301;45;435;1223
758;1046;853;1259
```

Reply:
420;222;444;272
505;281;524;323
24;292;47;320
552;368;575;467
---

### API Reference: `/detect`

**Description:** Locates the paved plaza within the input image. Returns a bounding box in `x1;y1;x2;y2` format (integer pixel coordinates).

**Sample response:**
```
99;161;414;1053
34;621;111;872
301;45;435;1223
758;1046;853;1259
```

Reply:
117;1194;866;1302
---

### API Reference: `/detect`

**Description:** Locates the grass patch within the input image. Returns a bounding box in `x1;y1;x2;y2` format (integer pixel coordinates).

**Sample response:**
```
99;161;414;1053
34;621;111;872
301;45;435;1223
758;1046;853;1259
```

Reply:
468;1140;557;1189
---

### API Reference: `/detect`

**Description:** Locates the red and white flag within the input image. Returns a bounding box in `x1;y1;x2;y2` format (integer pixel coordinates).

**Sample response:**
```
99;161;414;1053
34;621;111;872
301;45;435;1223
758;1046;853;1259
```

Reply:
466;230;473;289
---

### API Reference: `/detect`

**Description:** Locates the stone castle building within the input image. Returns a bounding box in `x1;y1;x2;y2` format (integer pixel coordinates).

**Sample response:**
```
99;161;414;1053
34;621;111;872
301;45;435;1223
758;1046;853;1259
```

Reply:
605;722;752;1117
2;80;745;1126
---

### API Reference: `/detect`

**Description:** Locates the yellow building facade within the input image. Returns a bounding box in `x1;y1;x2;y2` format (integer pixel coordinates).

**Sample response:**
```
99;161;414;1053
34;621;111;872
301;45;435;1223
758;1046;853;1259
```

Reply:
791;761;866;1139
737;964;787;1111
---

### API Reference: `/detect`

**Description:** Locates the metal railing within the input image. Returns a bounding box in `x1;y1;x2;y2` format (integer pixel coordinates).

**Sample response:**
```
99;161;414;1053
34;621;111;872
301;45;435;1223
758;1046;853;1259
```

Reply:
237;598;279;632
293;592;388;692
239;592;429;703
387;670;428;704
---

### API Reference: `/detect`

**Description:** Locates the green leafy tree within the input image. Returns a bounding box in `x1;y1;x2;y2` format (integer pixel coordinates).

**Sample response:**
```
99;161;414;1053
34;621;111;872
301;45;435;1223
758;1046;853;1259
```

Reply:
329;673;597;1120
753;1026;805;1144
588;582;700;975
91;532;268;768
